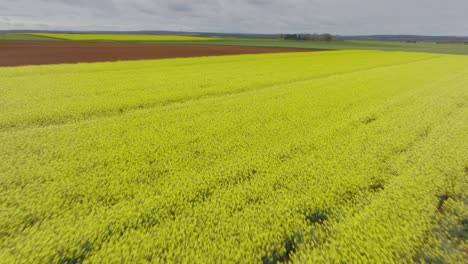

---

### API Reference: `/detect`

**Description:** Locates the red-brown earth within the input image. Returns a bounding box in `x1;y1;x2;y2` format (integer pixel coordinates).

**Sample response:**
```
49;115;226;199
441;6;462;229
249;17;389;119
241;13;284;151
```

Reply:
0;42;323;66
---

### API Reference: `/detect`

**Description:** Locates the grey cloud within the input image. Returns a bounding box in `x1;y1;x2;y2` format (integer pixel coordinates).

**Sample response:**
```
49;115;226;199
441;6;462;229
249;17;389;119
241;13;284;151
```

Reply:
131;3;159;16
247;0;270;6
168;2;193;13
1;0;467;35
41;0;117;10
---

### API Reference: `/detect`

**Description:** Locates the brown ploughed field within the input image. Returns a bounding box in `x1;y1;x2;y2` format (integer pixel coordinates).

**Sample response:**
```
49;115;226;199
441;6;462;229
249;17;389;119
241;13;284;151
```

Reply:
0;42;321;66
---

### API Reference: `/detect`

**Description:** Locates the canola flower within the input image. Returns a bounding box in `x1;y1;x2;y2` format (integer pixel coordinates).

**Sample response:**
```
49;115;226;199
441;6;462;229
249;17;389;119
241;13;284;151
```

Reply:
0;51;467;263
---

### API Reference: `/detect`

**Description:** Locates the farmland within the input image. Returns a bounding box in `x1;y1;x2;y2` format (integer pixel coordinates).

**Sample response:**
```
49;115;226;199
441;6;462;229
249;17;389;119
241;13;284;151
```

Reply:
0;33;468;55
0;33;65;42
2;33;468;55
1;50;467;263
0;41;318;67
31;33;221;41
136;39;468;56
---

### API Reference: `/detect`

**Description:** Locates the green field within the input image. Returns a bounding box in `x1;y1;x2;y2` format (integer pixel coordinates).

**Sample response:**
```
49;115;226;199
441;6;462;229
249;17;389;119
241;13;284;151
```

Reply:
254;39;468;55
31;33;221;41
1;50;467;263
139;38;468;55
0;33;65;42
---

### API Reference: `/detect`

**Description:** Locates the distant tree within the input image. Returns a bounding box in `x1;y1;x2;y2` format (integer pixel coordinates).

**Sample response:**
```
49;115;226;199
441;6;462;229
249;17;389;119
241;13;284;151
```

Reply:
285;34;301;40
322;33;333;41
283;33;333;41
304;34;318;41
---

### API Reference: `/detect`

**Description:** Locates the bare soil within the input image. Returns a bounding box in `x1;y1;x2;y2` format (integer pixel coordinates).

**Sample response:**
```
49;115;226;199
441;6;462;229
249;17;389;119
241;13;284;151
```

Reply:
0;42;323;67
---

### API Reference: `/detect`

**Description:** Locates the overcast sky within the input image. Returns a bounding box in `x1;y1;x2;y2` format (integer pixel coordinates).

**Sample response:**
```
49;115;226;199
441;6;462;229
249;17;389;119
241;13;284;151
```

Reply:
1;0;467;35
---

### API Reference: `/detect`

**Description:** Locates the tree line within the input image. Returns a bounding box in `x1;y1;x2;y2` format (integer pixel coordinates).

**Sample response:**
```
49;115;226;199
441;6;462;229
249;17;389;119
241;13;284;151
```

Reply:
281;33;333;41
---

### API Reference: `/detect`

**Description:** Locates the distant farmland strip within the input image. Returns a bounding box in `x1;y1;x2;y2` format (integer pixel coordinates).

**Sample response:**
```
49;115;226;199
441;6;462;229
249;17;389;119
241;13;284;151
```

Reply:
3;33;468;55
31;33;221;41
0;33;65;42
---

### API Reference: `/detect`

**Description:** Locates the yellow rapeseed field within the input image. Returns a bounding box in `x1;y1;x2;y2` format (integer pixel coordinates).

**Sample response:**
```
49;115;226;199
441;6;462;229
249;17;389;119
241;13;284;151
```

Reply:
30;33;220;41
0;51;467;263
